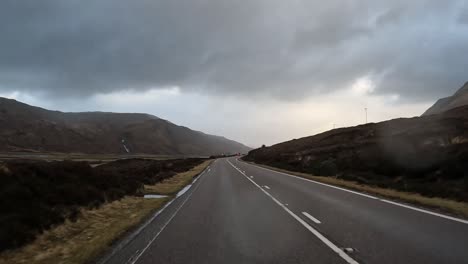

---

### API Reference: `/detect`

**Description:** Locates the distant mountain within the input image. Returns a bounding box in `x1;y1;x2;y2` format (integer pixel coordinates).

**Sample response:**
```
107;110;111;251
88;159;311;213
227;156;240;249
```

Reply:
423;82;468;116
0;97;251;155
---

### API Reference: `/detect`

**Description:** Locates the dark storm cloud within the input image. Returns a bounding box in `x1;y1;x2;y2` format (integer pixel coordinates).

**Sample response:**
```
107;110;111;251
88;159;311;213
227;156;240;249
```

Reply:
0;0;467;100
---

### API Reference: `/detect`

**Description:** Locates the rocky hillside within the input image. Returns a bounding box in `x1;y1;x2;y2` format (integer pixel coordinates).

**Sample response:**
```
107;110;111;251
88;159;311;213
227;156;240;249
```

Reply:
0;97;250;155
244;106;468;202
423;82;468;116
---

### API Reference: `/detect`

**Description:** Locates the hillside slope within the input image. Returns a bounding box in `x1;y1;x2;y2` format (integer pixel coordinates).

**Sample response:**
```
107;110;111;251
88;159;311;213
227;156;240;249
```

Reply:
0;97;250;155
244;106;468;201
423;82;468;116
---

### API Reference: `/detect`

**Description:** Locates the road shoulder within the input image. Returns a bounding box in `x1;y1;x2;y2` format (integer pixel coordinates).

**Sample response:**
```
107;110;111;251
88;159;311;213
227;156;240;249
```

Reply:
0;160;212;264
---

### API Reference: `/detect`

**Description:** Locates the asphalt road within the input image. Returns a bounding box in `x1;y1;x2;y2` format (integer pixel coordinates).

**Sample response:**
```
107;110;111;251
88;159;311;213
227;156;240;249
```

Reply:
100;157;468;264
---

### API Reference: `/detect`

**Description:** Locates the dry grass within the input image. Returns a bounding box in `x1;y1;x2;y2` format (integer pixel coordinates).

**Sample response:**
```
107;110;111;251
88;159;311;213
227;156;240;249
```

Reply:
0;152;192;162
0;160;212;264
144;160;212;195
0;163;8;174
0;197;167;264
248;162;468;219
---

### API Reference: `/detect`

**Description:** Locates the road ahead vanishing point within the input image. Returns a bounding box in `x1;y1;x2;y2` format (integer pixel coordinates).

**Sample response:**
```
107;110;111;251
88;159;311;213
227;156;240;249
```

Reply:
101;158;468;264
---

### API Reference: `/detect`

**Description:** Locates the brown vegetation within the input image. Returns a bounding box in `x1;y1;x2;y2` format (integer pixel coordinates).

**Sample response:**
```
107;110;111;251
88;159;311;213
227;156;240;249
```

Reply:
0;158;204;252
0;197;168;264
0;159;211;264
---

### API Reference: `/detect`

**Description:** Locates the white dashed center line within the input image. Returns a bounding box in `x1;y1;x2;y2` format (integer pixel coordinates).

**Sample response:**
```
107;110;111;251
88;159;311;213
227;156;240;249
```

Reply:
302;212;321;224
263;185;271;190
227;160;358;264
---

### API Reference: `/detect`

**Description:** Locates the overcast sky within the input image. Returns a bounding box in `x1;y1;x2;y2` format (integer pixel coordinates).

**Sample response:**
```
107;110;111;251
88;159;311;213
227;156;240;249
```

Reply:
1;0;467;147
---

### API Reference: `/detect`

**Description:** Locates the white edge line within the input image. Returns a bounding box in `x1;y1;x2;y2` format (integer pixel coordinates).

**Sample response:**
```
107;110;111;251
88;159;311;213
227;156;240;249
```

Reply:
302;212;322;224
381;199;468;225
239;160;468;225
227;160;358;264
250;163;378;200
129;169;207;264
100;169;209;264
102;164;209;264
101;200;175;264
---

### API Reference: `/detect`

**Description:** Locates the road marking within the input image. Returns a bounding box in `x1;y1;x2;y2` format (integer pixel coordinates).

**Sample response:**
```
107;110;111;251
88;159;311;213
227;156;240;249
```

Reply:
248;163;378;200
263;185;271;190
241;160;468;225
302;212;321;224
192;176;200;183
228;160;359;264
99;168;210;264
128;168;208;264
250;176;254;179
176;184;192;198
380;199;468;225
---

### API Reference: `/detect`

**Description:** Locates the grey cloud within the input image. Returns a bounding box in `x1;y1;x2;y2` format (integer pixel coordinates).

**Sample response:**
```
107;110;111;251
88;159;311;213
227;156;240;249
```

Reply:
0;0;466;101
376;7;405;26
459;4;468;24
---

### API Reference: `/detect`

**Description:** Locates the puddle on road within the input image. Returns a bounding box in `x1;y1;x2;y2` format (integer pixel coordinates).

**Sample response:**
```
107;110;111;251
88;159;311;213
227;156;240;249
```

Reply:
144;194;168;199
176;184;192;198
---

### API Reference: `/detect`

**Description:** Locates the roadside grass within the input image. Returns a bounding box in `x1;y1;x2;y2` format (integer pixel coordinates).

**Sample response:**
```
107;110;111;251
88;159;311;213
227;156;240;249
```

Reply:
0;197;168;264
144;160;212;195
0;152;192;163
1;158;205;251
0;163;8;173
0;160;212;264
245;161;468;219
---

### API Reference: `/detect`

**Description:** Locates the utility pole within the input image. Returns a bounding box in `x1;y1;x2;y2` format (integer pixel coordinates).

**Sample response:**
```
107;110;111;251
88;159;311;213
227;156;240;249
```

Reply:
364;108;368;124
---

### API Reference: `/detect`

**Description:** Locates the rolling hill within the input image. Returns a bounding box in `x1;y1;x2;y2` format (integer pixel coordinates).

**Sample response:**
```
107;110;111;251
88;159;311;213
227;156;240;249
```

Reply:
0;97;250;155
244;105;468;202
